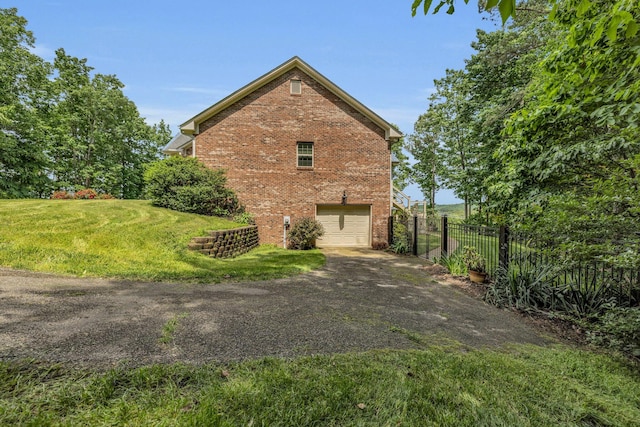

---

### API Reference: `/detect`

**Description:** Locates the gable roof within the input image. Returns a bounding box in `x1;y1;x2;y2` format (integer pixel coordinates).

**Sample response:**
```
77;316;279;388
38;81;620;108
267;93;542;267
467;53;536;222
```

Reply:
163;133;194;154
180;56;402;141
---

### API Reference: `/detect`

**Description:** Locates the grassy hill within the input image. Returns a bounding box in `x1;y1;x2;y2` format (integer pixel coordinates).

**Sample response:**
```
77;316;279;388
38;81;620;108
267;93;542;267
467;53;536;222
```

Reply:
435;203;465;220
0;200;323;282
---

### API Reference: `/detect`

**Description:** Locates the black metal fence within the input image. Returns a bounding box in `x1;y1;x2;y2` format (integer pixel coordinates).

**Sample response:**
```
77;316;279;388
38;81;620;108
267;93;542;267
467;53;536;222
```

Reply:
407;215;640;307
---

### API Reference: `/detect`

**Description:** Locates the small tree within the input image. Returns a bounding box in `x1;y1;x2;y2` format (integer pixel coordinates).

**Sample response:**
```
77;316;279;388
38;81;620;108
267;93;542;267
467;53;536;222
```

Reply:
287;217;324;250
144;156;243;217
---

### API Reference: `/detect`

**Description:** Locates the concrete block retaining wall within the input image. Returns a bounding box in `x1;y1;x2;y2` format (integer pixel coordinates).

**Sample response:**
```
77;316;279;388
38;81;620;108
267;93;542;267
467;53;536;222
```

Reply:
187;226;259;259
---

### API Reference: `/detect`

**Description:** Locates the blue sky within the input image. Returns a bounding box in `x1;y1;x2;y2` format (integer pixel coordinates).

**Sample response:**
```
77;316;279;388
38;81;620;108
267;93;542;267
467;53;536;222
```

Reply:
15;0;497;204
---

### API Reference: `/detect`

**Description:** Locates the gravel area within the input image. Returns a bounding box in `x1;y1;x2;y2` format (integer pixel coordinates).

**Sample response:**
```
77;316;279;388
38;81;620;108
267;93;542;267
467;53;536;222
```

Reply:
0;248;553;368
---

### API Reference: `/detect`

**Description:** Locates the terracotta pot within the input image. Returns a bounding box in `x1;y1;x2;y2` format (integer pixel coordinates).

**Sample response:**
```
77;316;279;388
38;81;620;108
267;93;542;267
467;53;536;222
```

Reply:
468;269;487;284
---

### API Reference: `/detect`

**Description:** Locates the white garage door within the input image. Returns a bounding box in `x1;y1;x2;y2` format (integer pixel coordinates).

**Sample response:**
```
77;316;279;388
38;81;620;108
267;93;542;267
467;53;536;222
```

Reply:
316;205;371;247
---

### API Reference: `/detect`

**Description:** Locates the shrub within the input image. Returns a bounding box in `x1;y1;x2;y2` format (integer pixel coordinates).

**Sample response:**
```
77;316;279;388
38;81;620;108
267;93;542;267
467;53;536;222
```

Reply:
74;189;98;199
390;222;411;254
233;212;255;225
50;190;73;199
485;263;561;311
461;246;486;273
287;217;324;250
557;278;619;318
51;189;114;200
587;307;640;358
437;251;467;276
144;156;243;217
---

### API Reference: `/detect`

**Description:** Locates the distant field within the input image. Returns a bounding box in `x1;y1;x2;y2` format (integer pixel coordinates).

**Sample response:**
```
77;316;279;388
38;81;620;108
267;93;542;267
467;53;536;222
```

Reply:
0;200;324;282
435;203;465;219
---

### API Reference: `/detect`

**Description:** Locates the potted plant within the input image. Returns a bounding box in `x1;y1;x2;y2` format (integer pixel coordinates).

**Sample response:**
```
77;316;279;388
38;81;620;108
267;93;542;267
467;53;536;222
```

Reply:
462;246;487;283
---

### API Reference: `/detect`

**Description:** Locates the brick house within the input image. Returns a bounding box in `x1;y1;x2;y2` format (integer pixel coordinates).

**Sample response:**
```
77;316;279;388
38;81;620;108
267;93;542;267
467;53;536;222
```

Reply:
164;57;402;247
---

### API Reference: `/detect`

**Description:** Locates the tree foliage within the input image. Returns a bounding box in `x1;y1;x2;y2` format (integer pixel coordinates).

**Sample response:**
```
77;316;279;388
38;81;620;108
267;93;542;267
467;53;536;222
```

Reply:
0;7;168;199
412;70;478;217
391;132;412;191
411;0;517;25
410;2;553;217
407;116;439;208
411;0;640;266
0;8;52;198
500;0;640;262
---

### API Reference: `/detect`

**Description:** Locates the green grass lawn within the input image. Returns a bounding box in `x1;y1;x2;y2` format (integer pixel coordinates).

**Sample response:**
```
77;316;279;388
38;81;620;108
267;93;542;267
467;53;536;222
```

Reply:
416;233;441;258
0;199;324;282
1;346;639;426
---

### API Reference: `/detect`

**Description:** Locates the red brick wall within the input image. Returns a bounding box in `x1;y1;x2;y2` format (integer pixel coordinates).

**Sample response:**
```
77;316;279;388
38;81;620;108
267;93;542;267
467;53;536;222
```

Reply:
194;69;392;246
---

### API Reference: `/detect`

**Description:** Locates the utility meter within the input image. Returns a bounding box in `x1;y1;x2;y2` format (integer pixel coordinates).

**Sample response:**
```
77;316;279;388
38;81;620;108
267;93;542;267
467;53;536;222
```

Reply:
283;216;291;226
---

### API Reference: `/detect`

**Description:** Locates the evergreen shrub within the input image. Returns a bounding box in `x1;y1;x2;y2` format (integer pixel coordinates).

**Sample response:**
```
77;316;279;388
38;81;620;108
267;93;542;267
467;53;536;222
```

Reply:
390;222;410;254
144;156;243;217
287;217;324;250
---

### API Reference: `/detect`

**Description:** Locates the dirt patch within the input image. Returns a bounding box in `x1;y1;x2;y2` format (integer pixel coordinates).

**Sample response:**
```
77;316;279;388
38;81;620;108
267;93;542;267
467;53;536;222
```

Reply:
421;263;487;299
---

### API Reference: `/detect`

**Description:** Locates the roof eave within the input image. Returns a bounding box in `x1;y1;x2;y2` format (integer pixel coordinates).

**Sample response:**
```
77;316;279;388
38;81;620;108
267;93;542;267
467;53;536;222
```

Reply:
182;121;196;135
387;127;403;141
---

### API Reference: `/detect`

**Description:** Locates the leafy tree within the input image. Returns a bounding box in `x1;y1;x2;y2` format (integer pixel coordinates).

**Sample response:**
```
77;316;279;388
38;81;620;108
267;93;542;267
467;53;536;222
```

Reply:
391;132;412;191
0;8;52;198
48;49;167;198
498;0;640;263
408;113;439;208
411;1;560;224
466;1;555;218
412;69;479;219
0;8;168;199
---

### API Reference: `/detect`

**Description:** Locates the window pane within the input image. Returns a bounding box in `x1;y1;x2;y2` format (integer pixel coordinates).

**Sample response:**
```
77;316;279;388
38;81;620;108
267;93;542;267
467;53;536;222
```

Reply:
297;142;313;167
298;156;312;167
297;143;312;154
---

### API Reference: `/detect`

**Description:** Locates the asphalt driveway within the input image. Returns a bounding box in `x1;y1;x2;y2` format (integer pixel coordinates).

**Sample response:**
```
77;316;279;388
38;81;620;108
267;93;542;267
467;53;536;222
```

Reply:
0;248;552;368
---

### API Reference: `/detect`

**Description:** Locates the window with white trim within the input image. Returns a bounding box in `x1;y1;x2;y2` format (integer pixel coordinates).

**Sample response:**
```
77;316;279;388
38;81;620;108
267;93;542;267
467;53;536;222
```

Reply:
297;142;313;168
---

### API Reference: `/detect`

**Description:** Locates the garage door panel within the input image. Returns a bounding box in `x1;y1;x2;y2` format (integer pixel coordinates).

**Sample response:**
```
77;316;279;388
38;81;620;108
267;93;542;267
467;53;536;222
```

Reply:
316;205;370;247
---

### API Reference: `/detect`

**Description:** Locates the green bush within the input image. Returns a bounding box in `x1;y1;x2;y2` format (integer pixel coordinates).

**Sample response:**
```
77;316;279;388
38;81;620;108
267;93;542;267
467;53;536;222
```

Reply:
587;307;640;358
144;156;242;217
461;246;486;273
390;222;411;254
287;217;324;250
485;263;561;311
233;212;255;225
437;251;467;276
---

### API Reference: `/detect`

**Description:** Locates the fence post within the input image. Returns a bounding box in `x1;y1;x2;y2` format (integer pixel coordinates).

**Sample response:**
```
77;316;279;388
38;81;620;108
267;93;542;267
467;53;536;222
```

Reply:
499;225;509;271
413;215;418;256
441;215;448;257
